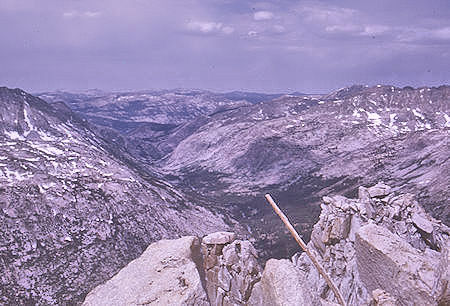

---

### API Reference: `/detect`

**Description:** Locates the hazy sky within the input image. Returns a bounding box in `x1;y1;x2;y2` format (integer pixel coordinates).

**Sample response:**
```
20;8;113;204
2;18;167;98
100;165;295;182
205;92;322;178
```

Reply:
1;0;449;93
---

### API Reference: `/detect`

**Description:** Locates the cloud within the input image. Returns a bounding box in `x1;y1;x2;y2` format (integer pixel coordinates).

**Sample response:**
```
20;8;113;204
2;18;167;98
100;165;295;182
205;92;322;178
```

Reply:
325;24;391;37
273;25;285;33
253;11;274;21
432;27;450;40
299;5;356;24
360;25;390;36
186;21;233;35
325;24;361;34
1;0;449;93
63;10;101;19
84;11;101;18
187;21;222;33
297;4;366;38
397;26;450;43
222;26;235;35
62;11;76;18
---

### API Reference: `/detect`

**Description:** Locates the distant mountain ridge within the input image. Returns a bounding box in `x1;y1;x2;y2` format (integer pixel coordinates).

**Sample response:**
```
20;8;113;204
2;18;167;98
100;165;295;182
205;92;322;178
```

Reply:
37;89;285;130
38;85;450;262
37;89;288;162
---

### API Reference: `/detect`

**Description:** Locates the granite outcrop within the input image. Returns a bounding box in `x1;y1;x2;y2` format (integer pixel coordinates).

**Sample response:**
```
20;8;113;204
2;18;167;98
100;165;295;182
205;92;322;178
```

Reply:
83;183;449;305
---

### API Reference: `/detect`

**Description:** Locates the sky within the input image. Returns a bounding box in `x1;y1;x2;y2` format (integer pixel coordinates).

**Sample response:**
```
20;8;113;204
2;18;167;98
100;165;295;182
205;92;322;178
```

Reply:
0;0;449;93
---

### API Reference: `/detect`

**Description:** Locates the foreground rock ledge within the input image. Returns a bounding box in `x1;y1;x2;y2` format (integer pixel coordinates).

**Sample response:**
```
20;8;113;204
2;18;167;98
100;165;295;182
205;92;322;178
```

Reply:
82;236;208;306
356;223;445;306
83;183;449;306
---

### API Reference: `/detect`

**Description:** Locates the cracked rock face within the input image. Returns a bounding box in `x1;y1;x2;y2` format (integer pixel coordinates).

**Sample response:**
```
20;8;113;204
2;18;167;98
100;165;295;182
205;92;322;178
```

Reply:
82;233;263;306
248;258;313;306
201;233;262;305
356;224;444;306
82;236;209;306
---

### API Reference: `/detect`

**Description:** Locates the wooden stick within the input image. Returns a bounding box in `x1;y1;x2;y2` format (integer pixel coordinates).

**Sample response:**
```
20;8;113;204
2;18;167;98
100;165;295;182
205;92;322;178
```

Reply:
265;194;346;306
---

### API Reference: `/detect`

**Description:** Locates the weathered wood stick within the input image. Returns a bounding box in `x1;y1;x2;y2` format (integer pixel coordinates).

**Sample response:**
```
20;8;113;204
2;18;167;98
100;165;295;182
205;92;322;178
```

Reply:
264;194;346;306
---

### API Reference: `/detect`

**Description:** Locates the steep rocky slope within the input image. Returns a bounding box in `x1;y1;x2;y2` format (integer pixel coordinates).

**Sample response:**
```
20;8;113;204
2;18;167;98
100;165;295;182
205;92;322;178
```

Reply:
160;85;449;201
0;87;230;304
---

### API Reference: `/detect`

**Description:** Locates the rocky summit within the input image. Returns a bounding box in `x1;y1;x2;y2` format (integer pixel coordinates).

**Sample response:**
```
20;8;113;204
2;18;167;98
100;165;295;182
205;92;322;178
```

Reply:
286;183;449;306
83;183;449;306
0;87;230;304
